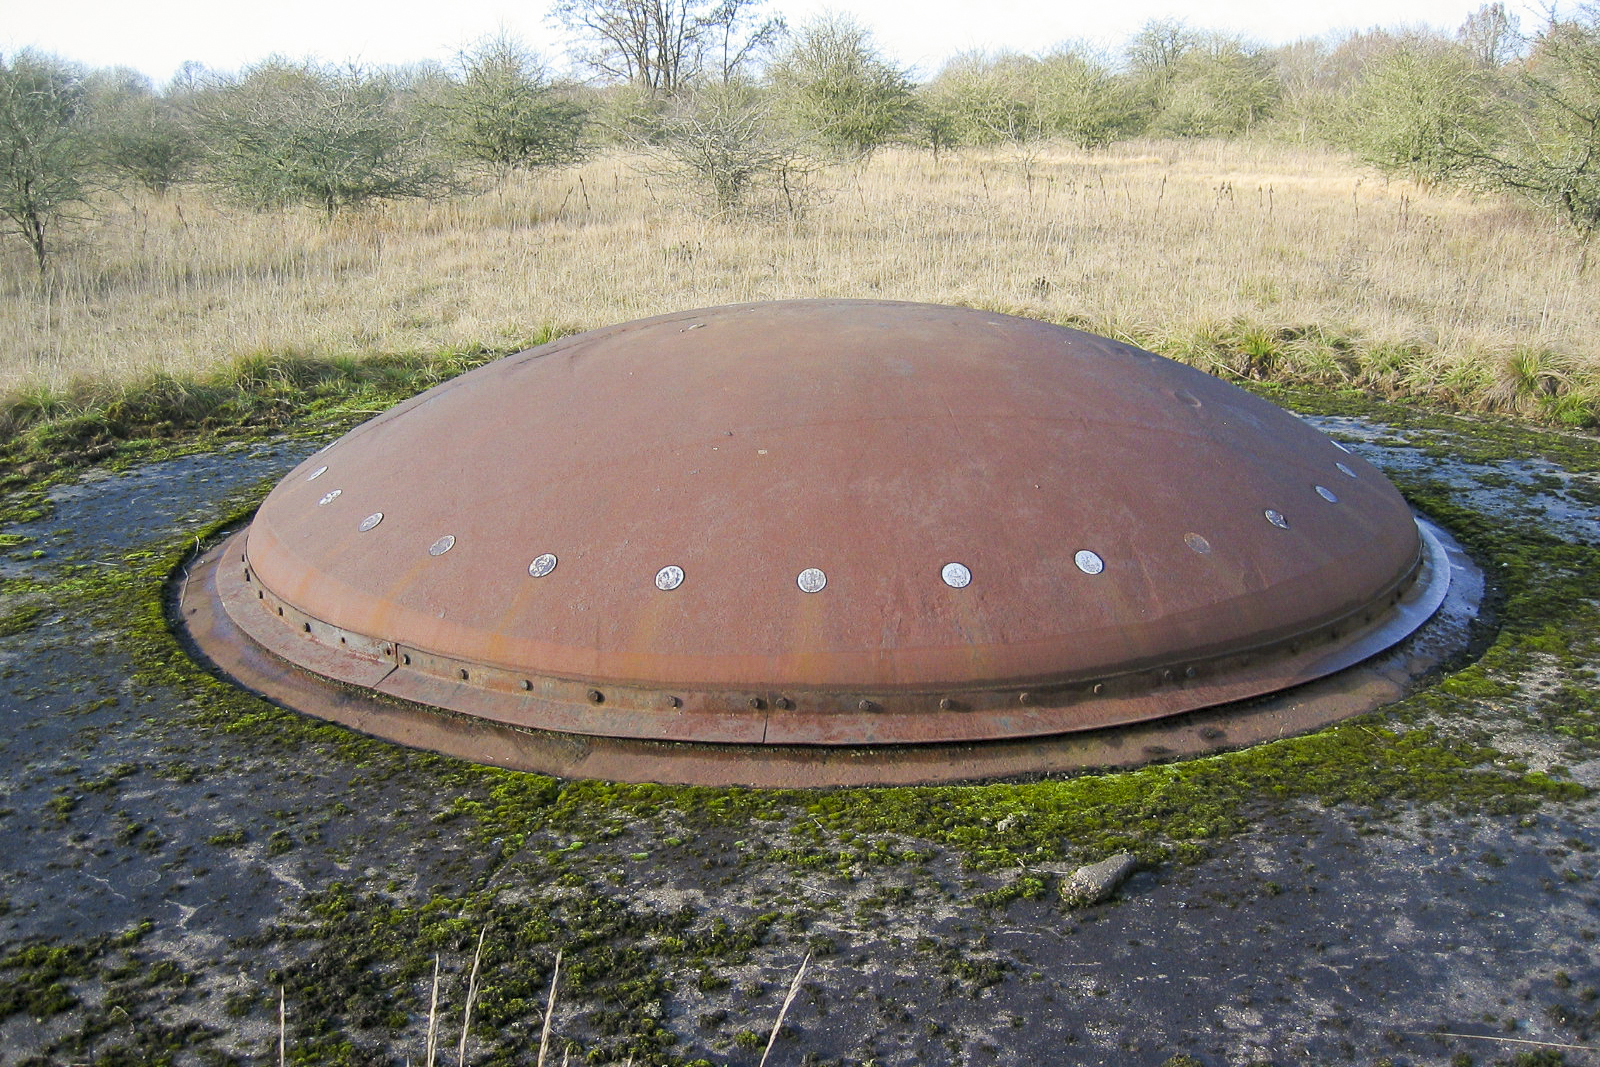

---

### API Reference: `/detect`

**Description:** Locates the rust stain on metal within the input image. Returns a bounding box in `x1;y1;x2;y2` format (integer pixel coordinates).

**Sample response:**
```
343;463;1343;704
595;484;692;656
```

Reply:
178;300;1454;786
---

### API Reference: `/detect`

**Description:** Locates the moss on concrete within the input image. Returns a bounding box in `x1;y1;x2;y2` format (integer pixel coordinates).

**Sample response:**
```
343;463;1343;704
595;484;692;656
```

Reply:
3;353;1598;1064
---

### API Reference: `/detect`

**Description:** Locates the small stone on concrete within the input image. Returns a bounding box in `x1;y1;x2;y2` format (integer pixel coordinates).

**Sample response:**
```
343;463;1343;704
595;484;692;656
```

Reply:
1061;852;1138;906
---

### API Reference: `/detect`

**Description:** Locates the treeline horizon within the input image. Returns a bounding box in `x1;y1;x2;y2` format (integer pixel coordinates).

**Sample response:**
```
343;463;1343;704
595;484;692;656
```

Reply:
2;0;1598;271
0;3;1542;101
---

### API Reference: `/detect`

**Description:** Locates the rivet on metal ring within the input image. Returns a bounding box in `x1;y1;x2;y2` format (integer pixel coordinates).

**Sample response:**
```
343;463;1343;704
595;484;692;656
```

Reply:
359;512;383;532
941;562;972;588
318;489;342;506
1265;509;1289;529
529;553;558;578
308;465;329;481
797;568;827;593
1336;461;1357;478
655;565;684;590
1315;485;1339;503
428;535;455;556
1074;550;1104;575
1184;532;1212;555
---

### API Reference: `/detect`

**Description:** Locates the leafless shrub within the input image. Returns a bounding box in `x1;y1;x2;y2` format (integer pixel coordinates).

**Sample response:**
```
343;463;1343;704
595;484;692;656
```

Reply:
643;83;823;217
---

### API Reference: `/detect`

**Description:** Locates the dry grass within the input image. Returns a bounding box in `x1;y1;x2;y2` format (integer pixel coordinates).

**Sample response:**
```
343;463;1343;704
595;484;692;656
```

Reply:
758;952;810;1067
3;139;1597;418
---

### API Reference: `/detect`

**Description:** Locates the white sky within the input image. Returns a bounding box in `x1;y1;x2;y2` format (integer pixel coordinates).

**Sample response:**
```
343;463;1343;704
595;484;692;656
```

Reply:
0;0;1559;84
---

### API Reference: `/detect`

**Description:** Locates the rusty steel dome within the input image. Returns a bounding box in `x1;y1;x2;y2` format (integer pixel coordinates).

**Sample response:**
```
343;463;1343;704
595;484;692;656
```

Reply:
180;300;1455;786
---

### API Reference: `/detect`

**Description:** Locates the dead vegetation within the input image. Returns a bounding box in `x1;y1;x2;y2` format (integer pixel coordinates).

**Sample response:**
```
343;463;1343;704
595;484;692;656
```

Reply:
1;138;1597;424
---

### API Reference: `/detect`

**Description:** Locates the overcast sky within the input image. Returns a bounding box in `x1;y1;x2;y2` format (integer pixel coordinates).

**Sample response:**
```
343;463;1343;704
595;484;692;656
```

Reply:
0;0;1563;84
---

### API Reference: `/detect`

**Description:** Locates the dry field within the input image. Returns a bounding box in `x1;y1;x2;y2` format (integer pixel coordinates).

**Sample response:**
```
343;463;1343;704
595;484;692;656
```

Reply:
2;138;1596;418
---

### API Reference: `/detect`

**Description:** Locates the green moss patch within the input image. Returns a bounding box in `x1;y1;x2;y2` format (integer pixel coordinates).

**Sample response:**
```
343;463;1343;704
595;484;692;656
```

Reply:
0;922;218;1066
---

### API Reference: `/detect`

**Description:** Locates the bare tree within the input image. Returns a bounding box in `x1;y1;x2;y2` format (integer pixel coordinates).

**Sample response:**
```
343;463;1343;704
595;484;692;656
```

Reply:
769;13;914;156
645;82;817;214
916;47;1139;152
1346;38;1499;186
83;68;201;195
443;32;589;174
1155;36;1282;138
1037;48;1144;148
1463;11;1600;255
1126;18;1199;81
0;50;95;272
700;0;786;84
1458;2;1524;67
1123;18;1202;126
194;60;458;215
922;52;1049;149
905;81;964;160
552;0;783;95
